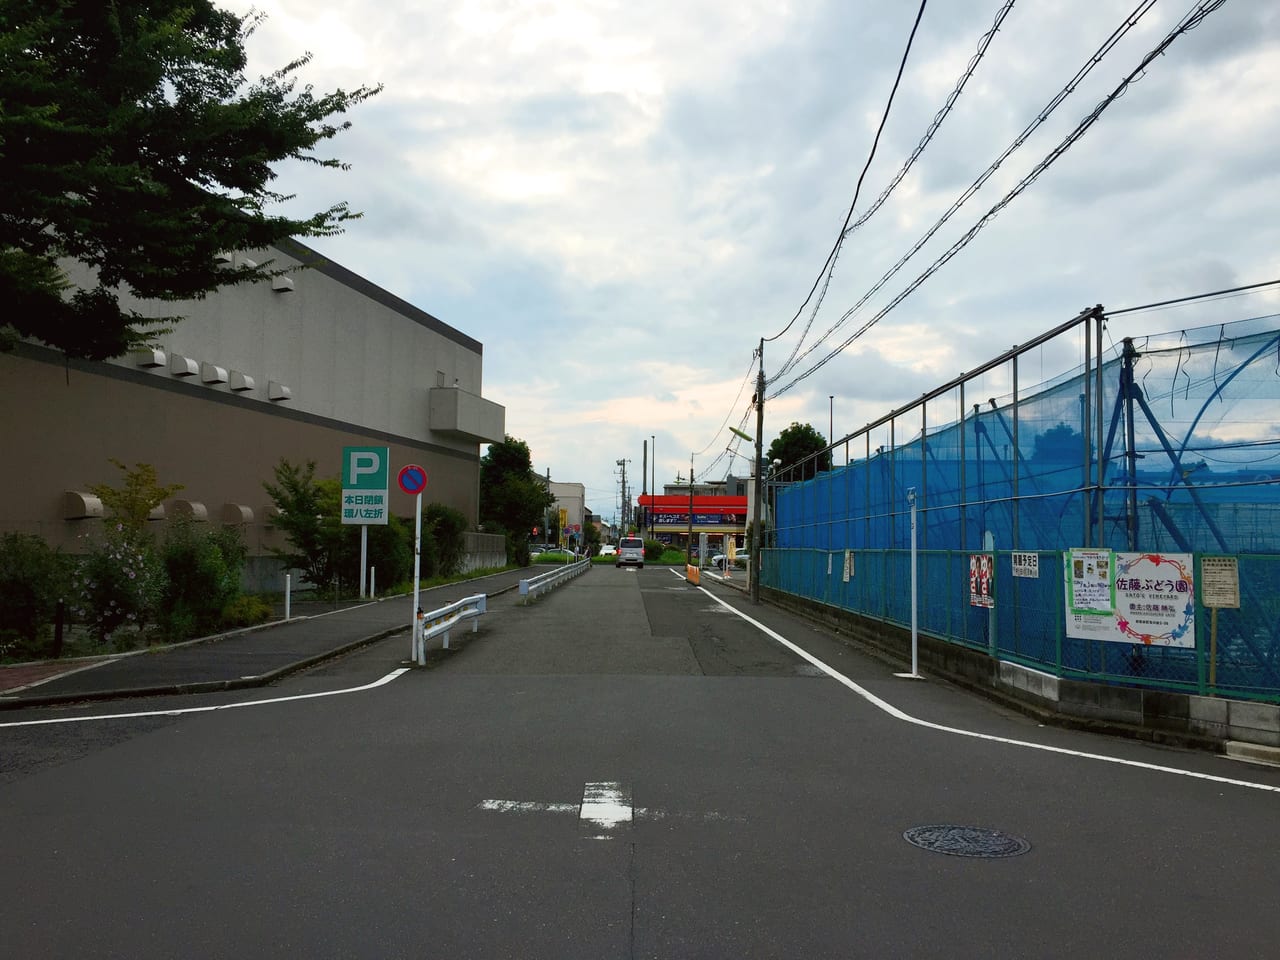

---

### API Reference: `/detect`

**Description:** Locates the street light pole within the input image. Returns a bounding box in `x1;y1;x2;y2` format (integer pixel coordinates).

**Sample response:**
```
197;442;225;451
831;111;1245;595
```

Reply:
751;339;765;604
829;395;834;448
651;434;656;539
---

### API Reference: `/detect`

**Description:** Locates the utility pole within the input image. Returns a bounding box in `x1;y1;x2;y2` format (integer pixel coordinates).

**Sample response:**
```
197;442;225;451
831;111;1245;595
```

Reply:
616;458;629;532
650;434;656;539
641;440;648;537
686;454;695;563
751;339;765;604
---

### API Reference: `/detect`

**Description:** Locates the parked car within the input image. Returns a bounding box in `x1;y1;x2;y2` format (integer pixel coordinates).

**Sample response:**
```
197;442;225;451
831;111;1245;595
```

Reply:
712;553;749;571
599;544;617;557
616;536;645;568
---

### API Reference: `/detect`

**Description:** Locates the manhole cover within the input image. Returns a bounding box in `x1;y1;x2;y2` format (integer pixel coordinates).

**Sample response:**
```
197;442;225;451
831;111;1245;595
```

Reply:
902;824;1031;859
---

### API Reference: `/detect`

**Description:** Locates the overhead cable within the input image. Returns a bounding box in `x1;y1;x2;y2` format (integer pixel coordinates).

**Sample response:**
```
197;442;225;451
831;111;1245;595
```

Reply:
762;0;929;346
775;0;1019;375
693;354;759;457
772;0;1160;384
769;0;1229;398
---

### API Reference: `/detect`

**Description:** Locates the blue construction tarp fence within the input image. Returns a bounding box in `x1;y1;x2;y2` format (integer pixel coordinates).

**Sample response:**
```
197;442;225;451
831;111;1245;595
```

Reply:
765;310;1280;702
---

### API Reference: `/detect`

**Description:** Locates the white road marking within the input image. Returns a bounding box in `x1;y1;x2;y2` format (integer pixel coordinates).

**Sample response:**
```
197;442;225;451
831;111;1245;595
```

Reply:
580;781;632;830
698;587;1280;795
477;782;741;832
0;668;411;728
478;800;579;815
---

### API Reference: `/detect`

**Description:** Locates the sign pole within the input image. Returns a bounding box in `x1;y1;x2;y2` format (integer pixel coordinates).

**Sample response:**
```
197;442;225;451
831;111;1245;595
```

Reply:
396;463;430;664
411;489;422;664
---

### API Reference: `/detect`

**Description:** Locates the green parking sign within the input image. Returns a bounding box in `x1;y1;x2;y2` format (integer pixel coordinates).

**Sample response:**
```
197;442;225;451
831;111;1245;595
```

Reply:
341;446;389;525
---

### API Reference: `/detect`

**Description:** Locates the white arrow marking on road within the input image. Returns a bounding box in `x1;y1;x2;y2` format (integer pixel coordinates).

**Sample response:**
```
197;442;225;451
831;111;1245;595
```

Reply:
478;782;742;838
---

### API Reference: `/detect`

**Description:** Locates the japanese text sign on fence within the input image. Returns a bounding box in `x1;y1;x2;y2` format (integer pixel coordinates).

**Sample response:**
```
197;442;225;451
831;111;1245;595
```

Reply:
341;446;389;525
1011;552;1039;579
1064;551;1196;648
1200;556;1240;609
969;553;994;609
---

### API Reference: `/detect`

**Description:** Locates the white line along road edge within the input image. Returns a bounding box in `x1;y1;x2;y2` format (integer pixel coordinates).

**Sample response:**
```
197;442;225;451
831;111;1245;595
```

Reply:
695;581;1280;796
0;669;411;729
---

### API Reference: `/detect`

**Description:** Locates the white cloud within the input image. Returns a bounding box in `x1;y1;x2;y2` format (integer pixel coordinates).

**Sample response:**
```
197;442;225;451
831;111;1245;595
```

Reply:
225;1;1280;519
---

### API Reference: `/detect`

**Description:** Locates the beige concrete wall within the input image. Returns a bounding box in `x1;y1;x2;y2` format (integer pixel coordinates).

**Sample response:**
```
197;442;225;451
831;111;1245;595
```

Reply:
1;347;479;554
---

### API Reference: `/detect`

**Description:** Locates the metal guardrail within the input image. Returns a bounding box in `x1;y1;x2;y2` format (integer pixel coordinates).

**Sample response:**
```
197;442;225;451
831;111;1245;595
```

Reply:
519;558;591;604
412;593;487;665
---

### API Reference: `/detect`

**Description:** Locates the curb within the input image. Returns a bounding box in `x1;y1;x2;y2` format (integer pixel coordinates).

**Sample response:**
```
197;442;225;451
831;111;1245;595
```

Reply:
0;624;410;711
1;570;533;709
1225;740;1280;767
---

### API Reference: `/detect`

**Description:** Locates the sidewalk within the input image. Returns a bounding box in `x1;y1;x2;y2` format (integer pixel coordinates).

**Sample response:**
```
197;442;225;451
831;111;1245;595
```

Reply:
0;570;532;709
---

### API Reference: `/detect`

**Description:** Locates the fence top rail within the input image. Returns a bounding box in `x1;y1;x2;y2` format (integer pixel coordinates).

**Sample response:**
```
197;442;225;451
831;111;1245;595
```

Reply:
780;304;1103;482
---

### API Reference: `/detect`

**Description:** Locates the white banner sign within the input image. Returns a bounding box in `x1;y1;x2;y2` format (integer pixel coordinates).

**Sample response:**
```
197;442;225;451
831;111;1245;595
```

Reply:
1064;551;1196;647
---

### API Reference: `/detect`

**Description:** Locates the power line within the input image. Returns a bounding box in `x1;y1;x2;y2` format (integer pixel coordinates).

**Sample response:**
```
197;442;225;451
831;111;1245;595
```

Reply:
1107;279;1280;317
775;0;1019;376
772;0;1161;384
762;0;929;346
769;0;1226;399
692;353;759;457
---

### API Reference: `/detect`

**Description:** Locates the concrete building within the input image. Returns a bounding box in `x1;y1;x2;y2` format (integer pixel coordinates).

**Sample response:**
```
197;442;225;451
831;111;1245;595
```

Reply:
1;239;505;583
547;481;586;549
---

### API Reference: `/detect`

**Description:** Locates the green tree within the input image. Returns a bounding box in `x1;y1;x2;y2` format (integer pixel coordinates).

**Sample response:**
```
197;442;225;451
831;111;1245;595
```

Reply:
423;503;468;578
262;458;337;589
0;533;73;656
1032;423;1083;462
87;460;184;533
582;520;601;555
767;422;831;481
159;520;245;637
479;436;554;565
0;1;380;359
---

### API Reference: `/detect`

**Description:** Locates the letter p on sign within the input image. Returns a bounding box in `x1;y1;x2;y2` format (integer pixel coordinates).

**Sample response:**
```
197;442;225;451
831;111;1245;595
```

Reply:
351;451;380;480
342;446;390;491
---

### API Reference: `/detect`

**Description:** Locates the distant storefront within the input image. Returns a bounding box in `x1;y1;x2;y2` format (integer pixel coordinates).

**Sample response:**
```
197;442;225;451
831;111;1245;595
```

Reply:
636;494;747;547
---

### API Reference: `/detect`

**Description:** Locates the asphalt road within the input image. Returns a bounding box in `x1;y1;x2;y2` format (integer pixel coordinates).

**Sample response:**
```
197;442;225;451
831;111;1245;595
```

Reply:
3;565;1280;959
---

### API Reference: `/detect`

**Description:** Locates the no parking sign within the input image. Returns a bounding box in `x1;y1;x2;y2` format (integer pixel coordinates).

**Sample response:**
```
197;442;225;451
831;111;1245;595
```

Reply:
398;464;428;495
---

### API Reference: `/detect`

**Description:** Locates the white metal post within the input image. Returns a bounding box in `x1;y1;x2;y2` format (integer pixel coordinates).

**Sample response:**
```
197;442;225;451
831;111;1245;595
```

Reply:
359;525;368;598
285;573;291;621
370;566;376;599
897;488;922;680
411;490;422;663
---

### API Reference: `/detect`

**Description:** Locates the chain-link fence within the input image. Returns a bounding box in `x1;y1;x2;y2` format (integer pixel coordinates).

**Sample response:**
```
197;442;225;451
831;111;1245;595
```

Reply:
766;312;1280;701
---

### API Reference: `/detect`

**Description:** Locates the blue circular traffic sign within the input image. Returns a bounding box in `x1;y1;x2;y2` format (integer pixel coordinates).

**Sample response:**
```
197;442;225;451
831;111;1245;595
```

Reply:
398;464;428;495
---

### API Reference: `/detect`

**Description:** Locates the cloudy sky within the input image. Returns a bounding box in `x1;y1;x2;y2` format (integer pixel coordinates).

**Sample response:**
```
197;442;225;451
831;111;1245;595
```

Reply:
227;0;1279;523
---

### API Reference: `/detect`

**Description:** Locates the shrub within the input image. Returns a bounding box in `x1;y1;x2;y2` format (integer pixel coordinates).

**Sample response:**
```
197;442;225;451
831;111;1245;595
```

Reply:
221;595;274;628
0;533;73;658
643;539;665;561
71;524;166;644
158;520;246;639
424;503;468;577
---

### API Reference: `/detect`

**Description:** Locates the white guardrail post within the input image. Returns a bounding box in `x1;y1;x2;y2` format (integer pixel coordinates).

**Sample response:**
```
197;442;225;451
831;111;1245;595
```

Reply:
519;558;591;605
413;593;488;665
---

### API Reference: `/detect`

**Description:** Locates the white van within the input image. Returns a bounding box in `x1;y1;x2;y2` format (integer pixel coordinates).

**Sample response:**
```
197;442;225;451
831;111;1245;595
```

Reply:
616;536;645;568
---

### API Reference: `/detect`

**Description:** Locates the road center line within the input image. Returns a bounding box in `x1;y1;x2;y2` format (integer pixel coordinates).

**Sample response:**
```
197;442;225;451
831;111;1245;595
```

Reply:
0;668;411;728
697;586;1280;795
